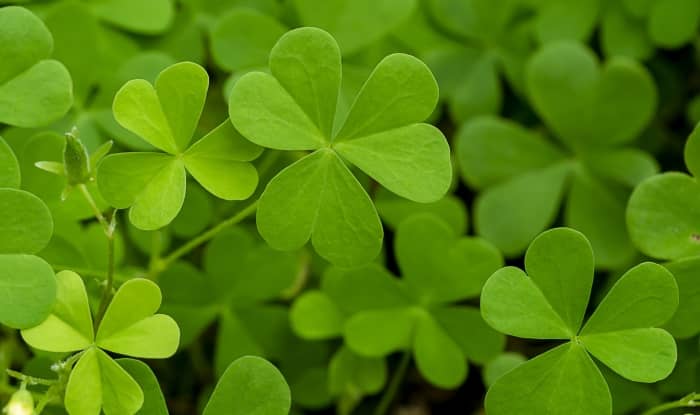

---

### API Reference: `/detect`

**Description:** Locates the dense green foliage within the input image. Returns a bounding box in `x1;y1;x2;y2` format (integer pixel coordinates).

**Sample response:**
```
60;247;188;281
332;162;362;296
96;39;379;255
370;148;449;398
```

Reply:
1;1;700;414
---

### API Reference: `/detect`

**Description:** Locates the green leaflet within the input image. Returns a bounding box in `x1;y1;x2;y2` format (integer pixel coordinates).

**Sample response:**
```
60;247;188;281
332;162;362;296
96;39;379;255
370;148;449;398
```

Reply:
0;188;53;254
118;359;169;415
203;356;291;415
0;136;20;188
291;214;503;388
0;254;56;329
230;27;451;266
0;6;73;128
480;228;679;415
20;272;180;415
98;62;262;230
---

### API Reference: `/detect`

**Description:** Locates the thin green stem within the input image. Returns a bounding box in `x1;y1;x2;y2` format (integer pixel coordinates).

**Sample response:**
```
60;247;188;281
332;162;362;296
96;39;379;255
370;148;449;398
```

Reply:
77;184;109;230
34;386;57;415
374;351;411;415
148;200;259;279
5;370;55;387
641;392;700;415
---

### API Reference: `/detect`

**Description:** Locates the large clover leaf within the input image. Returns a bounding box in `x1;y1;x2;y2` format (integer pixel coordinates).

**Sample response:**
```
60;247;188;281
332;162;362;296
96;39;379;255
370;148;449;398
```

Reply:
291;214;503;388
457;41;657;268
21;271;180;415
97;61;263;230
229;27;452;266
0;6;73;128
480;228;678;414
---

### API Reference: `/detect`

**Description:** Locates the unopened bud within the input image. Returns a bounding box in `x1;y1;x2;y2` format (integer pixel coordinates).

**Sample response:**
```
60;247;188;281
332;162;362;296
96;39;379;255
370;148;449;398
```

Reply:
63;127;91;186
2;389;34;415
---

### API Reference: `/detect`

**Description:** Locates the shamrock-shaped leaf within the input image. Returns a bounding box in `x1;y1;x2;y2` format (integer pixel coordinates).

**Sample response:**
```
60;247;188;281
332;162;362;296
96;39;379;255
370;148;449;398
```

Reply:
21;271;179;415
292;0;417;55
457;41;658;268
229;27;451;266
292;214;503;388
0;6;73;128
118;359;169;415
203;356;291;415
480;228;678;414
98;61;262;230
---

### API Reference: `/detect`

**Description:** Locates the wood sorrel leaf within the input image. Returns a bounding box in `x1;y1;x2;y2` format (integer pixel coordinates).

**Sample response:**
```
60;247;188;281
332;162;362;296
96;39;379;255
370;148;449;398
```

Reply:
90;0;175;35
663;257;700;338
485;343;611;415
374;189;468;233
21;270;94;352
0;188;53;254
648;0;700;48
203;356;291;415
230;27;450;265
0;254;55;329
65;347;144;415
0;6;73;128
96;278;180;358
413;314;467;389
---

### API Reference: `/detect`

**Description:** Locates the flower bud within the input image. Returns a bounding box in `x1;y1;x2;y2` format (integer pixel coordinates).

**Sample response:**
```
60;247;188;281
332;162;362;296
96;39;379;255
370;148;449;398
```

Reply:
2;389;34;415
63;127;91;186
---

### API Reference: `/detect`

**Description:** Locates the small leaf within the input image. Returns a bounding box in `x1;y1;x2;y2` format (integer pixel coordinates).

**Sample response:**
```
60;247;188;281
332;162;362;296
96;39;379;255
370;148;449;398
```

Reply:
413;314;467;389
90;0;174;34
96;278;180;358
485;343;611;415
0;254;55;329
21;271;94;353
203;356;291;415
664;257;700;338
117;358;169;415
65;348;144;415
290;291;343;339
0;136;20;188
344;308;415;357
0;188;53;254
648;0;700;48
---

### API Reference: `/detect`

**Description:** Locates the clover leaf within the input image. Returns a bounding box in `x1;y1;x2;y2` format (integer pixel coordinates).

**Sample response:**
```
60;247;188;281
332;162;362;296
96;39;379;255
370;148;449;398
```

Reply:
159;227;299;374
457;41;658;268
0;145;56;329
21;271;180;415
97;61;263;230
229;27;452;266
203;356;291;415
117;359;169;415
480;228;678;414
291;214;503;388
0;6;73;128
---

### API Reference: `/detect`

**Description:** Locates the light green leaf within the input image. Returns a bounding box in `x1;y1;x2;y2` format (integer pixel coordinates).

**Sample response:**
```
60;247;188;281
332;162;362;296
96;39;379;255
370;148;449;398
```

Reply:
0;6;72;128
535;0;599;43
526;41;655;149
323;264;413;313
117;359;168;415
290;292;343;339
229;71;326;150
97;278;180;358
375;189;468;233
455;116;565;189
0;136;20;188
0;188;53;254
270;27;341;138
335;54;438;141
482;352;526;387
334;123;451;203
448;53;502;122
395;214;502;303
155;62;208;151
293;0;417;55
0;254;55;329
90;0;175;34
475;163;572;257
627;172;700;259
97;153;186;230
65;348;144;415
664;257;700;338
413;315;467;389
581;328;677;382
524;228;594;334
581;149;658;187
344;308;416;357
256;149;383;266
203;356;291;415
480;266;572;339
211;8;287;71
328;347;386;396
183;120;262;200
581;262;678;334
21;271;94;353
485;343;611;415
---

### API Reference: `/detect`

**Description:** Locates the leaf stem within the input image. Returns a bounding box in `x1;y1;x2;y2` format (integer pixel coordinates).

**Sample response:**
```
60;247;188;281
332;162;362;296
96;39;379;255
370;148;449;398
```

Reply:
148;200;259;279
641;392;700;415
77;184;109;230
374;350;411;415
5;370;55;387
